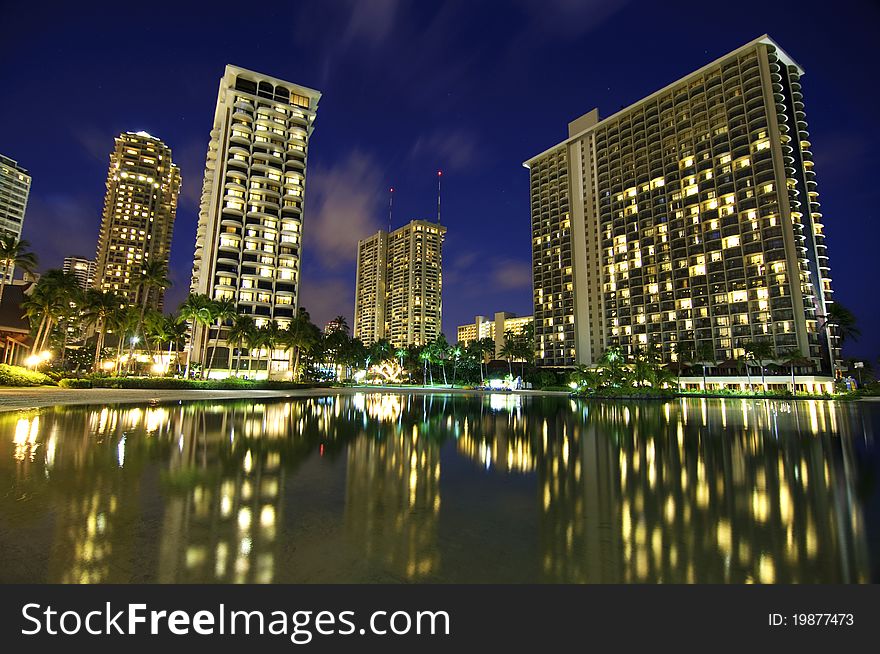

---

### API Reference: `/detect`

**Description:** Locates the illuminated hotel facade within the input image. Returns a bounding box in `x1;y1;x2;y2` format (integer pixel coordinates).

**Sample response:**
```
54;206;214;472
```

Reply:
0;154;32;282
457;311;533;359
93;132;181;310
189;65;320;376
525;36;838;375
354;219;445;348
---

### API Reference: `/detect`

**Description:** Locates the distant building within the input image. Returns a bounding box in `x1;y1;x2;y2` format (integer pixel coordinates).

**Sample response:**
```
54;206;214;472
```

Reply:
354;219;445;348
93;132;181;310
63;256;96;290
457;312;534;359
524;35;837;375
324;317;347;334
0;154;32;282
352;230;387;345
188;65;321;378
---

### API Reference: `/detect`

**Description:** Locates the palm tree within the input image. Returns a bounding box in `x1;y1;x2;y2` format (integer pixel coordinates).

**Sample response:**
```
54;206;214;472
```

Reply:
244;323;276;378
419;347;433;386
745;339;775;392
179;293;213;378
82;289;124;372
449;345;462;388
369;338;393;366
500;336;517;377
204;297;237;377
0;234;37;304
22;270;82;356
670;340;695;389
166;315;188;374
595;347;626;387
329;315;349;335
693;343;716;391
132;259;171;352
816;302;859;376
780;348;811;394
433;335;450;384
396;347;408;369
147;312;184;375
478;337;494;383
226;315;256;376
286;308;320;381
514;332;533;378
110;306;141;375
466;339;485;384
823;302;860;345
323;324;349;380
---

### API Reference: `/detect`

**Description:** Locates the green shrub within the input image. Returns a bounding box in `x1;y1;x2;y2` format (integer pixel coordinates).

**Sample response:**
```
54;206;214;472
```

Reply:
573;385;675;399
59;378;93;389
0;364;56;387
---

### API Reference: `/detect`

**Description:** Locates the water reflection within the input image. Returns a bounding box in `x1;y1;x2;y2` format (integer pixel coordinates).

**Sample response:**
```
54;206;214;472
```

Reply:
0;394;875;583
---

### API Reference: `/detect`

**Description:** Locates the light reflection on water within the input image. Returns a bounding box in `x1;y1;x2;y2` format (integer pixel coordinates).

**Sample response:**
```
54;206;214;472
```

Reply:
0;394;876;584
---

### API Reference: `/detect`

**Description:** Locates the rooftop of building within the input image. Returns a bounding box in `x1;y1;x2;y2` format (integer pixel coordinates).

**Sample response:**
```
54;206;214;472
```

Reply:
523;34;801;167
0;154;29;176
358;218;447;245
224;64;322;102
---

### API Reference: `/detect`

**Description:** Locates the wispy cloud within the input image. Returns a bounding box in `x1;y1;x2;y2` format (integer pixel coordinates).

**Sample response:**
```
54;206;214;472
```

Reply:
489;258;532;290
72;127;113;164
303;151;385;269
410;128;482;172
513;0;631;39
342;0;401;48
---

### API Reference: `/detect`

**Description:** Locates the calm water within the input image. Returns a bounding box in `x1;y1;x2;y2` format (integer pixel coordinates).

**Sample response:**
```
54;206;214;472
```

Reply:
1;393;877;584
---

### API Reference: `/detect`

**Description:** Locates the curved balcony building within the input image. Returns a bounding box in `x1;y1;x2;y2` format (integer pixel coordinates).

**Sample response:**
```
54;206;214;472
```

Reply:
189;65;320;378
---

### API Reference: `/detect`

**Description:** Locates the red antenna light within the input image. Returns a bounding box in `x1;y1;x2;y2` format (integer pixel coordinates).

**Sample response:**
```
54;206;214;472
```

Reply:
437;170;442;176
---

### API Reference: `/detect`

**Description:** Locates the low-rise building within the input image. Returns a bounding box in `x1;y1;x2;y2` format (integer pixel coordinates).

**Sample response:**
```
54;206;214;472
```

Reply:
457;311;533;359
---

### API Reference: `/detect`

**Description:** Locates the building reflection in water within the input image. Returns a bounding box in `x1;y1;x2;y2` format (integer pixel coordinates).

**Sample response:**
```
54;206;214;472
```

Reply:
447;396;872;583
344;393;441;580
0;395;874;583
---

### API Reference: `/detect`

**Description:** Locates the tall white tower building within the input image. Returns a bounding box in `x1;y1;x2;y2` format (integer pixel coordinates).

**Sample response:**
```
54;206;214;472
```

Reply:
189;65;320;377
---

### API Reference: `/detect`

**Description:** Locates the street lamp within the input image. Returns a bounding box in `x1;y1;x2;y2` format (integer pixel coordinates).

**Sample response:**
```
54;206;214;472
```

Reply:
24;351;51;369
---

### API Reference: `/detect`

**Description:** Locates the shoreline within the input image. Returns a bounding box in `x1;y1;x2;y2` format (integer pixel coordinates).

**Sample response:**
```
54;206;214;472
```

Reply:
0;385;875;413
0;385;571;413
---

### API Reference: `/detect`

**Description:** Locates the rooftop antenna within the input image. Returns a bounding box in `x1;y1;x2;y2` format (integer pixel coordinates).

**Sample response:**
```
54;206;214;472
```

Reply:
436;170;442;224
388;186;394;232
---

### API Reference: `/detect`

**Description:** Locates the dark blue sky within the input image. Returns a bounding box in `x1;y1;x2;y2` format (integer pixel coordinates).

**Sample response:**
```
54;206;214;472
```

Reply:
2;0;878;361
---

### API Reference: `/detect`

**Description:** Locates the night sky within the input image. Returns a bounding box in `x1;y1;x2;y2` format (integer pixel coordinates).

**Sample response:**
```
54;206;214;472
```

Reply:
2;0;878;361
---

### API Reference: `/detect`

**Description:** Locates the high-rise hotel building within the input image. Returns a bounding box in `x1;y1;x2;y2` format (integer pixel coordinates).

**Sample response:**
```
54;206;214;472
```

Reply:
354;219;445;348
0;154;32;282
189;65;320;374
525;36;837;374
93;132;181;310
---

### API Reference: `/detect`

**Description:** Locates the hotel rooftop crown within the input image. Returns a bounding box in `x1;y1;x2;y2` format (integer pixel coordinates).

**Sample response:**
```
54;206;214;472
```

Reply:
524;36;837;375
